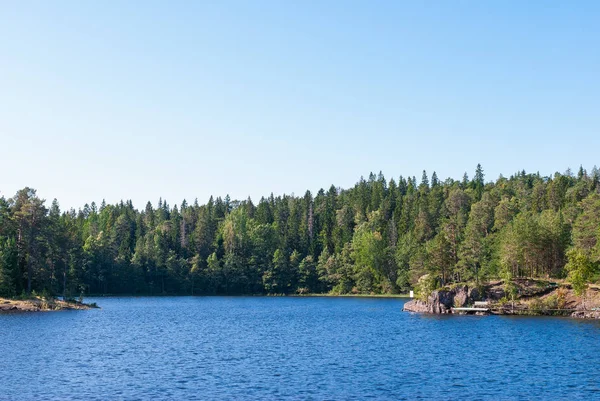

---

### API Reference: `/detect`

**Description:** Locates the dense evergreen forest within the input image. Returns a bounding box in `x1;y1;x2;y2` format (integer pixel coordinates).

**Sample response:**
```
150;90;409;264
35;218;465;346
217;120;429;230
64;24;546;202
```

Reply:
1;164;599;298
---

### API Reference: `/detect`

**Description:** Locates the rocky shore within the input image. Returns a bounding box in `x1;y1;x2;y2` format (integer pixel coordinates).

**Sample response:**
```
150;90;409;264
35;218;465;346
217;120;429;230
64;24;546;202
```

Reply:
403;279;600;319
0;297;97;313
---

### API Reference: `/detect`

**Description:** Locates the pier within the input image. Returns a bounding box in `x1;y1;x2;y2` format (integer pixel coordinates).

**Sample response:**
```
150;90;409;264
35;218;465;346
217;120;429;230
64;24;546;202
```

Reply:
451;307;490;314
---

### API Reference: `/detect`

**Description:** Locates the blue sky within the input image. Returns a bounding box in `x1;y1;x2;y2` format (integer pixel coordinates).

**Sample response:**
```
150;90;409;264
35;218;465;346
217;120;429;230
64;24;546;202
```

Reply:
1;1;599;210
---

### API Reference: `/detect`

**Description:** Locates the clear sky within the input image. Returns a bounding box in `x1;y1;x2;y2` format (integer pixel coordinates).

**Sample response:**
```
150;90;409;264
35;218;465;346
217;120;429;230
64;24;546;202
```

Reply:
1;1;599;211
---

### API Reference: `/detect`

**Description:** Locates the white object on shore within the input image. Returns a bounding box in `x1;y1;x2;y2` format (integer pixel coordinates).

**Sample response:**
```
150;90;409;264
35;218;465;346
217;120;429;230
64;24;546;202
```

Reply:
409;290;414;298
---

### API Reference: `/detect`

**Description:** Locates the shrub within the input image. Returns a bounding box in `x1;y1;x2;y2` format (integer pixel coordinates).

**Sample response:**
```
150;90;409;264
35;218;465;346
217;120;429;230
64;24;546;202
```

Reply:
415;274;437;301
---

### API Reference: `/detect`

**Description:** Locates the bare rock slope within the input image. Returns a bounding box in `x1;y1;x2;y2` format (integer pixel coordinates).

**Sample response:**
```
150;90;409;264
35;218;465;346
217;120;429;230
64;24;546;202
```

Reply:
0;297;96;313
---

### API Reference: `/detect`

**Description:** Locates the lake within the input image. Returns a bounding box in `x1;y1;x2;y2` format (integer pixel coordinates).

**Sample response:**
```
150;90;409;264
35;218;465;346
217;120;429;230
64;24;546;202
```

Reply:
1;297;600;400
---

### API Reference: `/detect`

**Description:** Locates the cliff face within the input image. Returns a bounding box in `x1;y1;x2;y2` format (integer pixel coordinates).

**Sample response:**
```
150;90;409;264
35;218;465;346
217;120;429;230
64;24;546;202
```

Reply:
403;285;481;314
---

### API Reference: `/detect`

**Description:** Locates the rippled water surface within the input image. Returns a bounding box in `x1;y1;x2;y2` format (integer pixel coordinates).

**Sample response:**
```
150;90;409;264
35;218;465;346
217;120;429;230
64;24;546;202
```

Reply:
2;297;600;400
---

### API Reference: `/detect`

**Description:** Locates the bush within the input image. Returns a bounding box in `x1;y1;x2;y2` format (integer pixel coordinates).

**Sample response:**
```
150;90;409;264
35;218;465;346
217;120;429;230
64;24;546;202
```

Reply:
527;292;569;316
415;274;437;301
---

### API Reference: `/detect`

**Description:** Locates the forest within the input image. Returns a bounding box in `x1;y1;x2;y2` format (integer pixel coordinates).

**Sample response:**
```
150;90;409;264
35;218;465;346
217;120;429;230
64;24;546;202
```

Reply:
1;164;599;298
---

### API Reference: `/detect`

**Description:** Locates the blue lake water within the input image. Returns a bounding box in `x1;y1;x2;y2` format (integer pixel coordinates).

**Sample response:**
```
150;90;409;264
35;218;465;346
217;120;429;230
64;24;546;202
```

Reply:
1;297;600;400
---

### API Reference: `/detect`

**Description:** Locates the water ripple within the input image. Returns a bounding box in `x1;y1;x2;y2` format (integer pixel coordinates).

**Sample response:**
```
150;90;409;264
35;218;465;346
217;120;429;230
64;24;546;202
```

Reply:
1;297;600;400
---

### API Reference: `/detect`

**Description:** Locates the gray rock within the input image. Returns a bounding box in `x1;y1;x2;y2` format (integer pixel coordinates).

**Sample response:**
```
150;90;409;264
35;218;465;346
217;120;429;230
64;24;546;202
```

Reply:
453;286;469;307
571;311;600;319
403;300;429;313
404;285;483;315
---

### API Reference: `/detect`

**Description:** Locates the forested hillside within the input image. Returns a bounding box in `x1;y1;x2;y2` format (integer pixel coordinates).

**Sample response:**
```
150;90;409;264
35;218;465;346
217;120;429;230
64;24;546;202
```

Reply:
1;165;599;297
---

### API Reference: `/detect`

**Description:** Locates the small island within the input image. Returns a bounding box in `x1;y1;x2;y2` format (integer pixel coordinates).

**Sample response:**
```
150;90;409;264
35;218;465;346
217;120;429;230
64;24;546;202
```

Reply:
403;278;600;319
0;296;97;313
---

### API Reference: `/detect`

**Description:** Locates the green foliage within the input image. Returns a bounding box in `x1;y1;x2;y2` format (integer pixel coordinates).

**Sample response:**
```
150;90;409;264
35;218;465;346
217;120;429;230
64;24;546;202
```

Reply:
0;165;599;297
565;248;598;296
527;288;568;315
351;214;386;293
414;274;437;301
497;210;569;279
572;194;600;257
500;262;518;302
0;237;18;297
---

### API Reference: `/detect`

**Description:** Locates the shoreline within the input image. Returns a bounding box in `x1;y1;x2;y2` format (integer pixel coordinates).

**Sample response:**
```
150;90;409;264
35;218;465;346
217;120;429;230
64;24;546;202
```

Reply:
289;293;410;298
1;293;409;312
81;293;411;298
402;279;600;319
0;297;98;313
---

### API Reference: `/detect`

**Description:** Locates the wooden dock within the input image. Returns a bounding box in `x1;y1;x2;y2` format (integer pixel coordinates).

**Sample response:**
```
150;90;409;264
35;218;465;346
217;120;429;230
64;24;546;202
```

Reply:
451;301;491;314
452;307;490;313
452;305;491;315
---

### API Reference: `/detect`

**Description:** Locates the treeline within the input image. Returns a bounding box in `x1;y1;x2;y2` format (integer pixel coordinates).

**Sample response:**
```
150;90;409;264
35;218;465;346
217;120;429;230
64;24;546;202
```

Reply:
1;165;599;298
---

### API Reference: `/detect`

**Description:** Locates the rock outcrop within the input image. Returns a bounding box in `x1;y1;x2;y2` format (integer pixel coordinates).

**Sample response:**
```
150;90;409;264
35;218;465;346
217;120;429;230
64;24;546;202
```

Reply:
403;280;600;319
571;310;600;319
403;285;481;314
402;299;430;313
0;297;97;313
